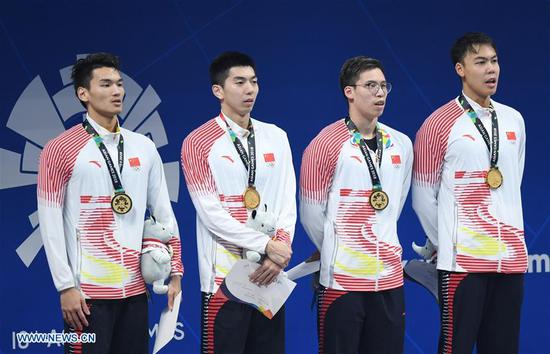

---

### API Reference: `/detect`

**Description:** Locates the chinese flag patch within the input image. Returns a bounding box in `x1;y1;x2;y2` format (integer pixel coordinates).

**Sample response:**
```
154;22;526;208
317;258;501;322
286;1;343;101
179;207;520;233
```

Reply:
264;153;275;163
391;155;401;164
129;157;141;167
506;131;517;141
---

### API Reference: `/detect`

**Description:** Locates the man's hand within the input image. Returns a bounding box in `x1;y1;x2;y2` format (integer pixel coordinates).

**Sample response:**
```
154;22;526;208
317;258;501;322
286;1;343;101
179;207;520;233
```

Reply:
167;275;182;311
60;287;89;330
249;257;283;286
265;240;292;268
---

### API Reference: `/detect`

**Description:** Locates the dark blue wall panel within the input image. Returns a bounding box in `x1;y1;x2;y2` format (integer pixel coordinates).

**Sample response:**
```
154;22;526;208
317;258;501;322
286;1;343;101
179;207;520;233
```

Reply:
1;1;548;353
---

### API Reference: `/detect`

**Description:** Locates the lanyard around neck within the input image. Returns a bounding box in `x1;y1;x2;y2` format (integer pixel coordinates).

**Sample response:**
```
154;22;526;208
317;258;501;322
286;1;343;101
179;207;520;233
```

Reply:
345;116;383;190
82;119;126;193
458;94;499;168
220;112;257;188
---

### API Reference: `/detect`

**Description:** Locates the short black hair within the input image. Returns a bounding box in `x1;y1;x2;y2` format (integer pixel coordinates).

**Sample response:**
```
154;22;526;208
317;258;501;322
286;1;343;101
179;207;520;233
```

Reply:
71;52;120;108
451;32;497;65
209;51;256;86
339;56;385;96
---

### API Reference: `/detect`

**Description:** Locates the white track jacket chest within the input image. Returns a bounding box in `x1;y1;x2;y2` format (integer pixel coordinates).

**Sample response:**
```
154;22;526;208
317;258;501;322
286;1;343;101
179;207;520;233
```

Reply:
181;114;296;293
37;117;183;299
412;95;528;273
300;119;413;292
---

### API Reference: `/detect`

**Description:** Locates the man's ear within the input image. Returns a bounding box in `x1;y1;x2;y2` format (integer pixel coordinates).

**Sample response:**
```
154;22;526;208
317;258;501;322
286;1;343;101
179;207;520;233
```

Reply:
212;84;224;100
343;86;354;101
77;87;89;103
455;62;465;78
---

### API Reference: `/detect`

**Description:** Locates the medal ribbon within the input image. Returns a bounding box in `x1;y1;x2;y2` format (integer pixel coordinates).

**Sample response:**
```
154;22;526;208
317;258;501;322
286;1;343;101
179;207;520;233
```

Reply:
458;94;499;169
345;117;384;190
220;112;256;188
82;119;126;194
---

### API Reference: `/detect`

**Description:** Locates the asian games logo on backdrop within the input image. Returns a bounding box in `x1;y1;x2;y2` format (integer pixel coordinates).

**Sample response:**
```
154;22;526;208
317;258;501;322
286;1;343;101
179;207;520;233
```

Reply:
0;55;180;268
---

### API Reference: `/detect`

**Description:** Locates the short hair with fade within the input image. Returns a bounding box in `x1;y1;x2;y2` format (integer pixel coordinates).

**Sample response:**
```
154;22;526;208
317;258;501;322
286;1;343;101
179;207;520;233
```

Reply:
339;56;385;96
451;32;497;65
209;51;256;86
71;52;120;108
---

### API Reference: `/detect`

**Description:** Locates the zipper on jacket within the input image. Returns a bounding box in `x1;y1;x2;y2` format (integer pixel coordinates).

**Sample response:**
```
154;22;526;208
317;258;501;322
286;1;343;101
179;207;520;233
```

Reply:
452;202;458;271
328;222;338;289
118;218;126;298
76;229;82;288
121;247;125;297
210;236;218;294
497;203;502;272
375;234;380;292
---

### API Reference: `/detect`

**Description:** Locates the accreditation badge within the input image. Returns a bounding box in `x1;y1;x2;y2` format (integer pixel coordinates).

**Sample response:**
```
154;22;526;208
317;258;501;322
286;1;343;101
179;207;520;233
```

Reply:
111;193;133;214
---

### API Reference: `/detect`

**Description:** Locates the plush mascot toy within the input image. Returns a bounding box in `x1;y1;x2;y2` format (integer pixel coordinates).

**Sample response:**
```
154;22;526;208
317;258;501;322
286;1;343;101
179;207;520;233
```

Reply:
244;204;277;263
141;217;173;294
412;238;437;262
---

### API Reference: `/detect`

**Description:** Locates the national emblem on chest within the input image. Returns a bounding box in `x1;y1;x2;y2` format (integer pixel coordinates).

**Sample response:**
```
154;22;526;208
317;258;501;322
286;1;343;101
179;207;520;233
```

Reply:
449;117;519;162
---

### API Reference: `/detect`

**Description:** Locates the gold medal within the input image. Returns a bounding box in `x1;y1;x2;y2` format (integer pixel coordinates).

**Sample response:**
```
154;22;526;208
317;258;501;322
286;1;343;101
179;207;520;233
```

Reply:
111;193;133;214
486;167;503;189
243;186;261;210
369;190;389;211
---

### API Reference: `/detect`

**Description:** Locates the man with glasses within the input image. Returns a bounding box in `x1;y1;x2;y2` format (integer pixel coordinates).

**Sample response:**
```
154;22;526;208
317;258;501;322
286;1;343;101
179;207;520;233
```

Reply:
300;56;412;354
412;32;527;354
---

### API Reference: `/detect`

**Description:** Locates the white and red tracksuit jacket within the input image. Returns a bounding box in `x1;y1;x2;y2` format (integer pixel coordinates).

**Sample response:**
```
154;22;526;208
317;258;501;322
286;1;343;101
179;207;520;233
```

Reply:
37;116;183;299
181;113;296;294
412;94;528;273
300;119;413;292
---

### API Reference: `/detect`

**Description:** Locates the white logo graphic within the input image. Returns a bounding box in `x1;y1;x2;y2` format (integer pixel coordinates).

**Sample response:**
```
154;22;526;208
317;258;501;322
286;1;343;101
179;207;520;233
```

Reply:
11;323;184;350
1;56;180;268
528;253;550;273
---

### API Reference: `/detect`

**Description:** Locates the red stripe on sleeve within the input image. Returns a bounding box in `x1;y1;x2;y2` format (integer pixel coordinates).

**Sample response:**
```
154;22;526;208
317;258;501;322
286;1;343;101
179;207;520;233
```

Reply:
274;228;291;246
37;125;91;207
413;100;463;186
300;120;350;203
181;119;225;196
168;236;184;275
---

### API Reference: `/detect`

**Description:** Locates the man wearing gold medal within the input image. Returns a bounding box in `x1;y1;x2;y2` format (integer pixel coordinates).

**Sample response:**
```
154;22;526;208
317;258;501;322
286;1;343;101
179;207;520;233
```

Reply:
37;53;183;353
300;56;413;354
181;52;296;353
412;33;528;354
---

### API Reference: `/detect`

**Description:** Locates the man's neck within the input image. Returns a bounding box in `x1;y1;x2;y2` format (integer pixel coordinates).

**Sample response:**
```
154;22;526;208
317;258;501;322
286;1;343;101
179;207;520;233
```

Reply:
462;87;491;108
349;111;378;139
221;107;251;129
87;111;118;132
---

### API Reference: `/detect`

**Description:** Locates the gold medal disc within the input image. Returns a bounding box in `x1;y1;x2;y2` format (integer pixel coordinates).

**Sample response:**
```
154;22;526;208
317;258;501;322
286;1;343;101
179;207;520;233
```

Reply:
111;193;133;214
486;167;503;189
369;190;389;211
243;186;261;209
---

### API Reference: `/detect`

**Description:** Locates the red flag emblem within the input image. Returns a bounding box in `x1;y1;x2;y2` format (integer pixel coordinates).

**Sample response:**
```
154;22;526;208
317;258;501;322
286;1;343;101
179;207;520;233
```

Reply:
129;157;141;167
391;155;401;165
506;131;516;141
264;153;275;162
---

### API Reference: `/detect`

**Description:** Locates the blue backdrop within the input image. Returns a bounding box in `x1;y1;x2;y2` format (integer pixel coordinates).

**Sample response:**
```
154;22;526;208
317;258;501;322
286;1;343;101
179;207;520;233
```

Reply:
1;1;548;353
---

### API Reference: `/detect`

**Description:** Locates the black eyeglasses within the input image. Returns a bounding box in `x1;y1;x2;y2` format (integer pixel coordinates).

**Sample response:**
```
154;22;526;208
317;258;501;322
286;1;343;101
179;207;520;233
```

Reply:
348;81;392;94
